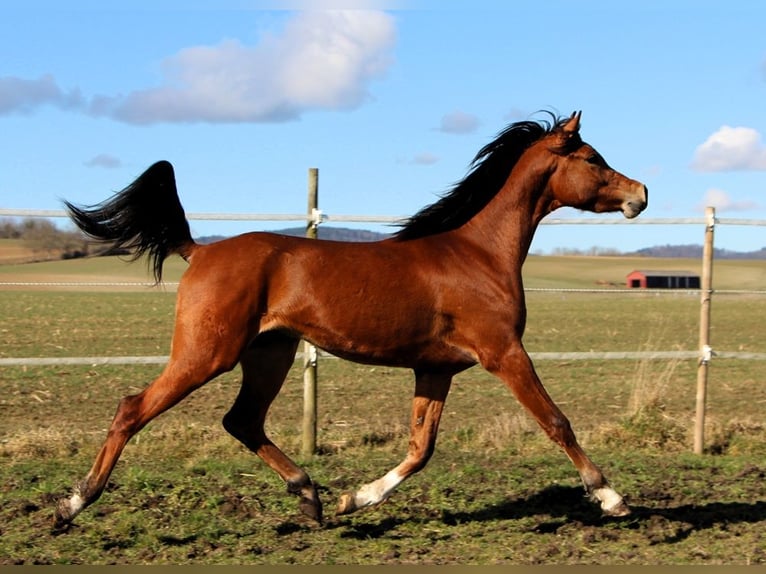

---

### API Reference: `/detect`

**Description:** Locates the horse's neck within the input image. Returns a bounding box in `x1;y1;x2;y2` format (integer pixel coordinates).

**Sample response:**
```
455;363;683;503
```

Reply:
460;174;550;274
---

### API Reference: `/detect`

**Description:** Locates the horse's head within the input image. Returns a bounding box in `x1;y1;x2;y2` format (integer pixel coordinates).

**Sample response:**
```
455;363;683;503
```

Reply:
540;111;647;219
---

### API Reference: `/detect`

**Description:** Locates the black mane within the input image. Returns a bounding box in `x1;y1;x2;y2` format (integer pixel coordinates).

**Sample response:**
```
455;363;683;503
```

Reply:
394;113;572;241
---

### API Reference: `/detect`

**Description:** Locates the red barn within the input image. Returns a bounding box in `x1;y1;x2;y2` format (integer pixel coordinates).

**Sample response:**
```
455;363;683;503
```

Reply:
626;270;700;289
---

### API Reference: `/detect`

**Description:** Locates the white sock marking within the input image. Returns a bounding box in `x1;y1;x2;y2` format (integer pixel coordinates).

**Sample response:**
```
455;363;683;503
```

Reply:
592;486;623;512
68;493;85;516
353;470;404;508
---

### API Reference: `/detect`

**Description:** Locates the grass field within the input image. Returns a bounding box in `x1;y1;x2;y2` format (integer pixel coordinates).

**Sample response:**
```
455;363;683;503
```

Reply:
1;250;764;565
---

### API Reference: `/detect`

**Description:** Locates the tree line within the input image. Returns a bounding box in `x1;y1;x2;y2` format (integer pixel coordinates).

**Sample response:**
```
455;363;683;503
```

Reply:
0;218;93;260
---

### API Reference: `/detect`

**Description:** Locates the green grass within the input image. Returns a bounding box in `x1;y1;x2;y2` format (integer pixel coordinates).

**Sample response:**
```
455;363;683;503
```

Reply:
4;449;764;565
0;292;176;357
1;362;764;565
1;254;765;564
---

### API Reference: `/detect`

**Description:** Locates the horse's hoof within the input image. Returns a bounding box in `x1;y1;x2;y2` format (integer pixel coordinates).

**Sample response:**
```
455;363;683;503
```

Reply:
298;494;323;525
603;500;631;517
591;487;630;517
336;492;357;516
53;499;75;530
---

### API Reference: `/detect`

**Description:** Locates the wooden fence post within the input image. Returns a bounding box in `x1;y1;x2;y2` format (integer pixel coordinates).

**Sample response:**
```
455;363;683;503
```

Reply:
302;168;319;458
694;206;715;454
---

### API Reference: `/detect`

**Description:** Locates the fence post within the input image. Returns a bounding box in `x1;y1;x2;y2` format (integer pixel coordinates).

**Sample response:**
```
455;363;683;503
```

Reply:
694;206;715;454
302;168;320;458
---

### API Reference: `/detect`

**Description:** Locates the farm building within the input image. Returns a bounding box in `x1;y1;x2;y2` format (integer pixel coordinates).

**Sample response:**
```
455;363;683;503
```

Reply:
626;270;700;289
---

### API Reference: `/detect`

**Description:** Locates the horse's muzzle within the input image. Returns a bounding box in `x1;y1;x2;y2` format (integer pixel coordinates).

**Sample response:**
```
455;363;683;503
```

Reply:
622;185;648;219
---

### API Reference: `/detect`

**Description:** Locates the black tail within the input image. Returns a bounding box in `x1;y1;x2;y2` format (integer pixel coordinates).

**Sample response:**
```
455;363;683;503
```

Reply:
64;160;194;283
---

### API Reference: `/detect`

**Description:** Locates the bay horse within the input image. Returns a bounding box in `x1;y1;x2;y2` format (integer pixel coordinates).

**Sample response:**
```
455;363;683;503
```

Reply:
54;111;647;530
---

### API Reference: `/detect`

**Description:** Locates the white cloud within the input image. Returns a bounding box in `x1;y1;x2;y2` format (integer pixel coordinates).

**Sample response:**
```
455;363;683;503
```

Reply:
0;74;83;115
411;152;439;165
698;188;758;212
691;125;766;171
91;11;395;124
84;154;122;169
438;110;480;134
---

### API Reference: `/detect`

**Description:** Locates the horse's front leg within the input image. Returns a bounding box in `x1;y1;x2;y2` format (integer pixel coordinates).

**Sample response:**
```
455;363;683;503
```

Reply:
337;371;452;515
483;342;630;517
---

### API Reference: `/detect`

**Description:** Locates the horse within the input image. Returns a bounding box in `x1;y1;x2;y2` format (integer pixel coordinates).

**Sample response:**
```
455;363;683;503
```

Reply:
53;111;647;530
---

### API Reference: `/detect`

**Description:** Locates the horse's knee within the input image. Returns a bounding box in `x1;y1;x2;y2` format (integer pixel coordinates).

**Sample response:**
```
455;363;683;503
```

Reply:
543;414;575;447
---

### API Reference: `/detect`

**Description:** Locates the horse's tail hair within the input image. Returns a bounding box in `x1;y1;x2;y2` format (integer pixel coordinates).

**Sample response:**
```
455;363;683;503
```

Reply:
64;160;195;283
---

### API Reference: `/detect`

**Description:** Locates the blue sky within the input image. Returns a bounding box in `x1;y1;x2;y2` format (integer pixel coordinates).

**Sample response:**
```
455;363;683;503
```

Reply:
1;1;765;253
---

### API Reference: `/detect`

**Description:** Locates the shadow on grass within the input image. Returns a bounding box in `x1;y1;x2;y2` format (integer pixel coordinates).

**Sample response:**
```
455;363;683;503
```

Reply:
333;484;766;542
628;500;766;544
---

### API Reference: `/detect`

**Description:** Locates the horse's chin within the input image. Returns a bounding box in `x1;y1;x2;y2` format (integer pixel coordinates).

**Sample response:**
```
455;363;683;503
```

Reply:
621;203;645;219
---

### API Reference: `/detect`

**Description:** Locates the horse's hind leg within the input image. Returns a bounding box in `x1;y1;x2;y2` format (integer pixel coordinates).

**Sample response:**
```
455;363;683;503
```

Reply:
337;371;452;515
53;351;236;529
53;289;248;530
222;332;323;523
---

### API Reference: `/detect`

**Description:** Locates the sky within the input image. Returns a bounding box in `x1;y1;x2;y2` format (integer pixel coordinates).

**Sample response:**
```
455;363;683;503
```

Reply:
1;0;765;254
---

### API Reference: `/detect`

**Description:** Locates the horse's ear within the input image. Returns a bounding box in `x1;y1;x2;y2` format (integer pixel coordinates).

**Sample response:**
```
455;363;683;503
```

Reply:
562;110;582;134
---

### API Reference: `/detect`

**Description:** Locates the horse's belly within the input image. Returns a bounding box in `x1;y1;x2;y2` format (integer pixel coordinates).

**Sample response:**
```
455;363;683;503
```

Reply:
310;333;477;371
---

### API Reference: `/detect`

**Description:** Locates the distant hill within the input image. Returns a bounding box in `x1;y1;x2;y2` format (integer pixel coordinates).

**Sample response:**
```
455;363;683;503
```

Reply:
197;226;391;244
631;244;766;260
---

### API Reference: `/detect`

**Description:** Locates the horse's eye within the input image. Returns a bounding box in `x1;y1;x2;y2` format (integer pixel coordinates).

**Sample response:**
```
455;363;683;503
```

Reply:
586;154;602;165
